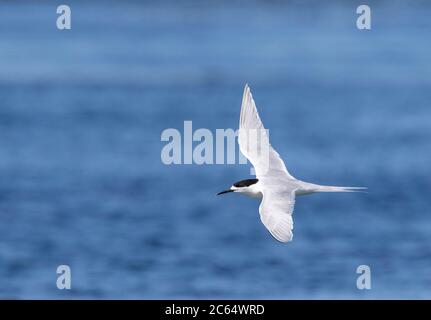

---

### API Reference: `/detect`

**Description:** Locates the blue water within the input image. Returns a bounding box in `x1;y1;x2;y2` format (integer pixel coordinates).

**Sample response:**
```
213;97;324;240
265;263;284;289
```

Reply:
0;1;430;299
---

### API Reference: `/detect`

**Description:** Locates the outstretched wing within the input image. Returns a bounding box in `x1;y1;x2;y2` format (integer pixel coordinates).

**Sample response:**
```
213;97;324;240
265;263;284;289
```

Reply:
259;190;295;243
238;84;294;179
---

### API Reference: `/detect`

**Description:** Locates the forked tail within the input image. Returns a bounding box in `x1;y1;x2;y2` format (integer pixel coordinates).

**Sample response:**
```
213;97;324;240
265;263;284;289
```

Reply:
314;185;367;193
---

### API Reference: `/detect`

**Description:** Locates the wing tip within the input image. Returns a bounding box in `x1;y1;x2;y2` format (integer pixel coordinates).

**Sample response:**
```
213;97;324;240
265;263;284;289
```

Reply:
244;83;253;94
273;233;293;243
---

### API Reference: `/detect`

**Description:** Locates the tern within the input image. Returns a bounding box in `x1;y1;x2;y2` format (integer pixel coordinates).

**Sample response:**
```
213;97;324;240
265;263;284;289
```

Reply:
218;84;365;243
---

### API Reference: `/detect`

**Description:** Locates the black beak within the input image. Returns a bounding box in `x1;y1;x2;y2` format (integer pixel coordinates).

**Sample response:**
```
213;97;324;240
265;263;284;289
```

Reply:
217;189;234;195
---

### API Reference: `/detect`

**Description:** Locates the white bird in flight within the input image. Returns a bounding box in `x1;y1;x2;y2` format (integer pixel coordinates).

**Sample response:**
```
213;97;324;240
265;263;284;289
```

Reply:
217;84;365;243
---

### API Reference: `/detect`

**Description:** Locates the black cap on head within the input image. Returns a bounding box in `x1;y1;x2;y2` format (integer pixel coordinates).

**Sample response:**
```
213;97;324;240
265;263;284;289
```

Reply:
233;179;258;188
